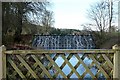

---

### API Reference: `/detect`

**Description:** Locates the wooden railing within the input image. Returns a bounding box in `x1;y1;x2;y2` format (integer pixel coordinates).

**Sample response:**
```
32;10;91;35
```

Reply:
0;45;120;79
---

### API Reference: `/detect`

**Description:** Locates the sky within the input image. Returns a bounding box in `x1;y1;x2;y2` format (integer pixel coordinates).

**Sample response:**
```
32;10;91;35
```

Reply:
51;0;119;30
51;0;99;30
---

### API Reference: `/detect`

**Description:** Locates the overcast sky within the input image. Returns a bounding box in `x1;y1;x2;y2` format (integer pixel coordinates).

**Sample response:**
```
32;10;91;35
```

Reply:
52;0;118;30
52;0;99;30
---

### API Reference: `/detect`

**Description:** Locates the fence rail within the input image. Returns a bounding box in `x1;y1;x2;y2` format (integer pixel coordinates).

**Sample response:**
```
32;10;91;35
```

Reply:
5;49;115;54
0;45;120;79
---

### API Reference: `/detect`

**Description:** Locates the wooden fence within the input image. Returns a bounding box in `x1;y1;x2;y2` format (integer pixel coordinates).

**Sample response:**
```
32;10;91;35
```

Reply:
0;45;120;79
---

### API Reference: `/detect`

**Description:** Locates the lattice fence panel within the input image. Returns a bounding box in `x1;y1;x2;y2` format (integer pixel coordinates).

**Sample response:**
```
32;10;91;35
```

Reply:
6;53;113;79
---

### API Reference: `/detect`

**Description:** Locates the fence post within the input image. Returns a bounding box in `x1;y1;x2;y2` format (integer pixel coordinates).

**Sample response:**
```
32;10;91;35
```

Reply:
113;44;120;79
0;45;6;79
0;1;2;46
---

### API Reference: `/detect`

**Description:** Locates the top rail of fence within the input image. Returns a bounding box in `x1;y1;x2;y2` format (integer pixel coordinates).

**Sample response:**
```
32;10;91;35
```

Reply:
4;49;117;54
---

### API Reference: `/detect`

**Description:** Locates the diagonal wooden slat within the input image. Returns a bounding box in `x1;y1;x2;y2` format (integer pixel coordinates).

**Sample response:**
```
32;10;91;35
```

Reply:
7;67;18;79
88;61;95;69
45;54;67;78
60;54;72;70
6;49;114;79
40;72;45;77
67;70;74;78
61;54;81;78
53;53;59;61
8;58;26;78
67;61;81;78
64;54;74;78
11;71;17;77
102;54;113;69
60;61;66;69
35;55;47;78
16;55;39;78
49;54;59;78
19;62;31;78
25;62;38;78
81;71;88;78
75;54;96;78
88;54;110;78
110;70;113;78
74;61;81;69
96;70;101;78
19;62;39;78
67;54;73;60
31;55;52;78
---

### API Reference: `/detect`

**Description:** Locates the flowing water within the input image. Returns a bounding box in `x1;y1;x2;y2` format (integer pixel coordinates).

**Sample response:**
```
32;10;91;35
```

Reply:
32;35;95;49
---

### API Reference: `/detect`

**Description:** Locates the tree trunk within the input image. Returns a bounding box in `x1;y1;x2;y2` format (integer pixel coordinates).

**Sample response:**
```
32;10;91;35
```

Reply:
14;3;23;43
109;0;113;33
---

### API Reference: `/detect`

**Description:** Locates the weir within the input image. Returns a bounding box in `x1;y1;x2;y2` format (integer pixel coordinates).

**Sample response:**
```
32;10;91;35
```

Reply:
32;35;95;49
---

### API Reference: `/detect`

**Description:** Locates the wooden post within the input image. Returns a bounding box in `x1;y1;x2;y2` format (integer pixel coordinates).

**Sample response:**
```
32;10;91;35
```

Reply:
0;45;6;79
113;44;120;79
0;1;2;46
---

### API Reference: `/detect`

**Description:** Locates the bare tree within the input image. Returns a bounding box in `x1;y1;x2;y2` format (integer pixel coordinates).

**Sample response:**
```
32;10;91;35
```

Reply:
85;0;119;48
108;0;113;32
41;10;54;34
87;0;116;33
